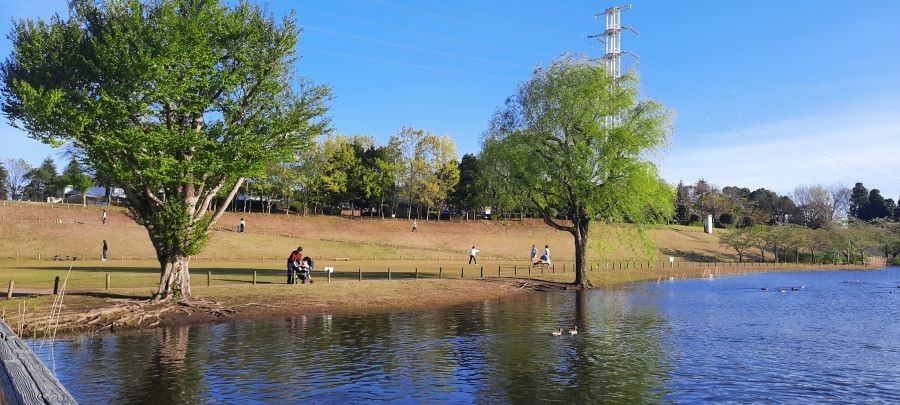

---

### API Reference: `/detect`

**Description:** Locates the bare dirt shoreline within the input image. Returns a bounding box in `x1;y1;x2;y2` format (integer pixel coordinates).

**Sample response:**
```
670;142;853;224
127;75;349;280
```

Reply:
10;263;877;338
9;278;572;337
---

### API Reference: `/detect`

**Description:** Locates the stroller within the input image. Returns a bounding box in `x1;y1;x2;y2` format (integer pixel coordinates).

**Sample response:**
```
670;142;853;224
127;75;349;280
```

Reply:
296;256;315;284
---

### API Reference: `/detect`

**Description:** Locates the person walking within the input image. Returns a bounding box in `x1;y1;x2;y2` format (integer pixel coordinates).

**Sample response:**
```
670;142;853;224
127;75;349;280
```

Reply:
530;245;538;261
101;209;107;225
543;245;551;267
239;218;246;233
469;245;480;264
412;219;417;232
102;240;108;261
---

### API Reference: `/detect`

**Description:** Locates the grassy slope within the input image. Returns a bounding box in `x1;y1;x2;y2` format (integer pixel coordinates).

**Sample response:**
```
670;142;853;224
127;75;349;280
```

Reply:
0;201;735;264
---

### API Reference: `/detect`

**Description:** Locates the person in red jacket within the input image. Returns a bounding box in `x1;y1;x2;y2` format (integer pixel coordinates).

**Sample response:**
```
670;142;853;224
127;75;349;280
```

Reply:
286;247;303;284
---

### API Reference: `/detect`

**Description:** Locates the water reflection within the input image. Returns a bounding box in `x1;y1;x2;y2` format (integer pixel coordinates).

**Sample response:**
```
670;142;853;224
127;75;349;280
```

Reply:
33;268;900;403
36;289;669;403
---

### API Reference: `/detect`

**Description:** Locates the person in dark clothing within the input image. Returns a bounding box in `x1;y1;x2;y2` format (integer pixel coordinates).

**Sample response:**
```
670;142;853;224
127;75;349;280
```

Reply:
287;246;303;284
102;240;108;261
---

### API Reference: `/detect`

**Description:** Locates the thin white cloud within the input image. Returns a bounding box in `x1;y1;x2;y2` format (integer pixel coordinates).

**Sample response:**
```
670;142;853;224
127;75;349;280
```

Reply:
662;109;900;199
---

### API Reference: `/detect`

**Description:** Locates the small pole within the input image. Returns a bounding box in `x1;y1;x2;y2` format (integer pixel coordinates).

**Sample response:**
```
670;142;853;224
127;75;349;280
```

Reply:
440;267;443;279
253;271;257;286
207;271;211;287
388;267;392;281
415;268;419;279
480;266;483;278
6;280;13;300
514;265;517;276
327;271;331;283
106;273;110;290
460;266;464;279
563;263;566;272
53;276;60;295
497;265;501;278
358;268;362;281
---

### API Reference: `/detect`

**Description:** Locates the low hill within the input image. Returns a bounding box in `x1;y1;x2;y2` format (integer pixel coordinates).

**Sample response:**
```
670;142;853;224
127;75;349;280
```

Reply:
0;201;738;264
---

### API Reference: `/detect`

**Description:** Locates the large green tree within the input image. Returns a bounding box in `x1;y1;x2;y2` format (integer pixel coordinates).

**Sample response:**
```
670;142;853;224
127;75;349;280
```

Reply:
867;189;891;220
23;157;61;201
849;182;870;221
482;55;673;288
1;0;330;300
62;159;94;206
449;153;482;220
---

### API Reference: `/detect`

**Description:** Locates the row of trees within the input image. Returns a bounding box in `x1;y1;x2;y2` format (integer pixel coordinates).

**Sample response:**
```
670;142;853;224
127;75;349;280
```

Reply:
719;221;900;264
242;127;461;220
675;179;900;230
1;157;93;204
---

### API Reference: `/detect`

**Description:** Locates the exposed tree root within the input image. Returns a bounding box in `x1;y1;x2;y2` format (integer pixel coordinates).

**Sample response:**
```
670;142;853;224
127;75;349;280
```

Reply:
13;298;239;335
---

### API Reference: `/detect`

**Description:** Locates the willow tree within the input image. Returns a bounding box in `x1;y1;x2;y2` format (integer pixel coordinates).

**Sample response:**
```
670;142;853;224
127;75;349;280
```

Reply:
481;55;672;288
1;0;330;300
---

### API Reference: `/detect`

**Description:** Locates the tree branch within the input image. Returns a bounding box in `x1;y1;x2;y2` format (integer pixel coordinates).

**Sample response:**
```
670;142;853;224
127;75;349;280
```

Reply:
211;177;245;224
541;211;575;234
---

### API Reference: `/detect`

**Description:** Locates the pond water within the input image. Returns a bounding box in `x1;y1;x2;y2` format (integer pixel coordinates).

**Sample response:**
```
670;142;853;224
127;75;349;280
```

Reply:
33;267;900;404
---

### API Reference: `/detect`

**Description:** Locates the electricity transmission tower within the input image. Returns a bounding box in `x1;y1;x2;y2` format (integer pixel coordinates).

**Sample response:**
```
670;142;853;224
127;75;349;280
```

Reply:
588;4;639;80
588;4;639;126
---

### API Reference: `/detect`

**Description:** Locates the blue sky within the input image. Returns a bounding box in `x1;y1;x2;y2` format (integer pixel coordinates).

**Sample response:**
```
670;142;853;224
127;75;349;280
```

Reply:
2;0;899;199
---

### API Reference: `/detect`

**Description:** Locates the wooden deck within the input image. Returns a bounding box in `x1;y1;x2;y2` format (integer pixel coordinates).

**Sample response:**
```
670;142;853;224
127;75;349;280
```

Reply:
0;321;77;405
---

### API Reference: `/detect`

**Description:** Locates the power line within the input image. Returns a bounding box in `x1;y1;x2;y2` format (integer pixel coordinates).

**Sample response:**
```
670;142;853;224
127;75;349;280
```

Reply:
700;95;900;186
300;47;520;81
304;26;531;69
369;0;586;40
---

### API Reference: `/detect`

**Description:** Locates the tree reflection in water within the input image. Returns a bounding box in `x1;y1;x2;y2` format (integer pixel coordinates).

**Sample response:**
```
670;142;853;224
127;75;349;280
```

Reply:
35;289;670;403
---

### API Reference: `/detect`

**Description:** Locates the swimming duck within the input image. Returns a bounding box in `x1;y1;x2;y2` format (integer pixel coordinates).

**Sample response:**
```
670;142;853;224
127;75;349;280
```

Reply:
568;326;578;335
551;328;563;336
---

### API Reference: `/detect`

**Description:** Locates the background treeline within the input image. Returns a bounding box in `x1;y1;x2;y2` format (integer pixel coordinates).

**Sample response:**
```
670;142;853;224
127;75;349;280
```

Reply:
3;144;899;226
673;179;900;264
3;135;900;263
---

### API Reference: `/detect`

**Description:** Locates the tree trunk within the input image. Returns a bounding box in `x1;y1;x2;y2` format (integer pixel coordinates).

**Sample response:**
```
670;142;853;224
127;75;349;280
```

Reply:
157;255;192;300
573;218;591;288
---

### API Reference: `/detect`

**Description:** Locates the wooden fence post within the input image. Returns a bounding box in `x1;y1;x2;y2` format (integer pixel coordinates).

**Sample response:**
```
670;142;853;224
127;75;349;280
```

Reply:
514;265;517;276
440;267;443;279
53;276;60;295
388;267;392;281
358;268;362;281
497;265;501;278
415;268;418;279
480;266;483;278
106;274;110;291
460;266;464;279
253;271;257;286
6;280;13;300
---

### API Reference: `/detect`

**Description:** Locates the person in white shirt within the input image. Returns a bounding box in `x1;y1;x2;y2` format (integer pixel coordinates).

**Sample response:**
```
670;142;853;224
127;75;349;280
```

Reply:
469;245;480;264
543;245;551;266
